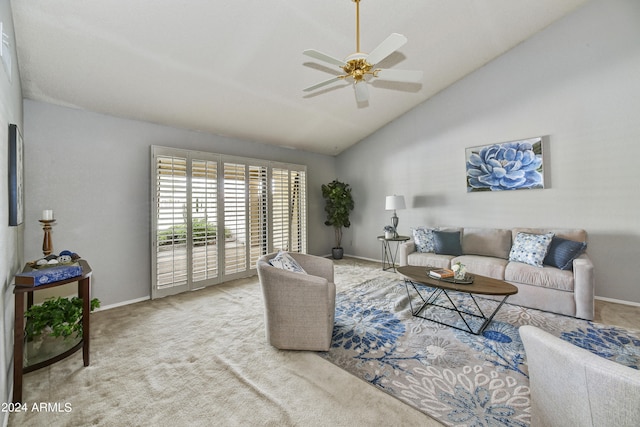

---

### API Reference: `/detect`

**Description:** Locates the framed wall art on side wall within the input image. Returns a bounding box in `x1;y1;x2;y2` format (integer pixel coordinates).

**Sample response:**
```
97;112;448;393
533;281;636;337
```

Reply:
8;123;24;226
465;137;545;192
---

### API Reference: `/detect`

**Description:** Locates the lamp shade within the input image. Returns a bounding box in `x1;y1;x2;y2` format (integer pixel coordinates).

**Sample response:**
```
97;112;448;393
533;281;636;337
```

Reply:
385;195;406;210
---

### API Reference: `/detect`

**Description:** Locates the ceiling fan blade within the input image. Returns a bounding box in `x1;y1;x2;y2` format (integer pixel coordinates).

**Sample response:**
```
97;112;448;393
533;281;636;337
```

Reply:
366;33;408;66
303;49;346;67
375;68;423;83
303;76;343;92
354;82;369;103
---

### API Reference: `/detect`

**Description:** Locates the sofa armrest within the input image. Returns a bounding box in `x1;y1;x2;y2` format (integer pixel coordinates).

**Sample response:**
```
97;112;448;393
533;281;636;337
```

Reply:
399;240;416;267
573;253;595;320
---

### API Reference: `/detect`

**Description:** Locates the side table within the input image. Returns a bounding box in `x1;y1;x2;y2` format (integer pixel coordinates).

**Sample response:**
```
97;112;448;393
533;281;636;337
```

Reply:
377;235;410;272
13;259;93;403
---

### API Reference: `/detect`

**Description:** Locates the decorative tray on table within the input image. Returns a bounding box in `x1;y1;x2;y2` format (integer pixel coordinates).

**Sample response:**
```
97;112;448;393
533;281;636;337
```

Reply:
426;268;474;285
439;274;474;285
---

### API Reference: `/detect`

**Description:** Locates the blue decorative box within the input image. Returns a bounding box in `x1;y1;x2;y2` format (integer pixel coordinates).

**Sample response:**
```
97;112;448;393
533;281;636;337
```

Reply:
15;264;83;286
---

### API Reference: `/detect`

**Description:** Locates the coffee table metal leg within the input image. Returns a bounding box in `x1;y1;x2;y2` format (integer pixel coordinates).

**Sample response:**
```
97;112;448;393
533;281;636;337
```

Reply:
405;279;442;317
476;294;510;335
405;279;510;335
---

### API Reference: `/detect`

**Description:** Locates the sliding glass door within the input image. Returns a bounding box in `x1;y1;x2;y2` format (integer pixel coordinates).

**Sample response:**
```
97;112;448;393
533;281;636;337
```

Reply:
151;146;307;299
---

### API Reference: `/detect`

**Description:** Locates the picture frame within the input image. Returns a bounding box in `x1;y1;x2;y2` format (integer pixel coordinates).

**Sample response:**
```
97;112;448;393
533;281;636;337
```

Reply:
8;123;24;226
465;137;545;192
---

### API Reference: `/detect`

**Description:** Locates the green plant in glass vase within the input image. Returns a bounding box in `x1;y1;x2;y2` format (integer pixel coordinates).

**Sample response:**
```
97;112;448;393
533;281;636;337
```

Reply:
321;180;354;259
25;296;101;340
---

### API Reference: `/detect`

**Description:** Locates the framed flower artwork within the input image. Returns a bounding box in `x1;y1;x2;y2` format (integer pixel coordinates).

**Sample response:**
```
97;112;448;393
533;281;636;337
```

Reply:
466;137;545;192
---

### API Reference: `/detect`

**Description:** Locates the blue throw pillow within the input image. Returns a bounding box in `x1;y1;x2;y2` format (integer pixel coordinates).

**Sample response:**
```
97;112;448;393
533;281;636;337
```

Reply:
509;232;554;267
411;227;435;253
432;230;462;256
543;237;587;270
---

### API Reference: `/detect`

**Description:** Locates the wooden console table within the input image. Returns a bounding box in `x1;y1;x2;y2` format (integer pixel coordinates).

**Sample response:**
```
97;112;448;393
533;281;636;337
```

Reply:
12;259;93;403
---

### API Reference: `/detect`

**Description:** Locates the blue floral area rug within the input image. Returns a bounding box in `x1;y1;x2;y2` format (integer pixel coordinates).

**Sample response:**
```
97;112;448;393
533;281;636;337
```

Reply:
319;277;640;427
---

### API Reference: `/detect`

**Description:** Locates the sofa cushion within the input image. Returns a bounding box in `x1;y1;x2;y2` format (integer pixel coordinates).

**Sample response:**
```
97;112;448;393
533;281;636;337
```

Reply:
462;228;512;259
269;251;307;274
509;232;554;267
411;227;435;253
543;237;587;270
452;255;508;280
407;252;454;269
505;262;574;291
433;230;463;256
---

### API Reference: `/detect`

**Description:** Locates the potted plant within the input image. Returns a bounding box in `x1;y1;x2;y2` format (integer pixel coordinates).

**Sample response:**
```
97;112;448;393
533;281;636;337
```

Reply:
24;296;100;357
321;180;354;259
383;225;395;239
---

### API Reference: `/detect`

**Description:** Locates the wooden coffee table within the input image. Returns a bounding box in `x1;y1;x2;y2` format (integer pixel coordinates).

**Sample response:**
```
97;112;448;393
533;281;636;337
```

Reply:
397;265;518;335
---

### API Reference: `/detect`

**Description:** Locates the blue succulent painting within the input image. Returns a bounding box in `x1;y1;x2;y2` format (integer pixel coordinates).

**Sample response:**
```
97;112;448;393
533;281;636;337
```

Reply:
466;138;544;192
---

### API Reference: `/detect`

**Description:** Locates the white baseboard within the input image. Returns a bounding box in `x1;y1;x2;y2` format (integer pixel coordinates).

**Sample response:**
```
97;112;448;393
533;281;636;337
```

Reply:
594;295;640;308
345;254;380;263
97;296;150;311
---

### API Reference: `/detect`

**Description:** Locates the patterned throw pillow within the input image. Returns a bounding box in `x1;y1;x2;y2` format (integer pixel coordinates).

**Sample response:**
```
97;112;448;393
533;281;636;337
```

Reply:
543;237;587;270
509;232;555;267
411;227;435;253
269;251;307;274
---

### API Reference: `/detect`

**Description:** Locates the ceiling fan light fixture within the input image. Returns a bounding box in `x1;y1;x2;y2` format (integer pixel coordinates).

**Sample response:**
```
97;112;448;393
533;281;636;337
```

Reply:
342;53;377;83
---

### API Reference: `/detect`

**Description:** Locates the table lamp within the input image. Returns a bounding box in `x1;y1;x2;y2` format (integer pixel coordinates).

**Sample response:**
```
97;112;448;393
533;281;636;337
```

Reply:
385;195;406;238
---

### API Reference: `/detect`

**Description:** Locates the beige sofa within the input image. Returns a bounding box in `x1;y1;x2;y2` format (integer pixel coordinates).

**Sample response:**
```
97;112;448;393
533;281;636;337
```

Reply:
399;227;594;319
520;325;640;426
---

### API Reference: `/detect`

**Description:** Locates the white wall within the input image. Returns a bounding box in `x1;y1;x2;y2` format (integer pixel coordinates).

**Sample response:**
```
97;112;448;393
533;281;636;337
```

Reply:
0;0;23;417
337;0;640;304
23;100;337;307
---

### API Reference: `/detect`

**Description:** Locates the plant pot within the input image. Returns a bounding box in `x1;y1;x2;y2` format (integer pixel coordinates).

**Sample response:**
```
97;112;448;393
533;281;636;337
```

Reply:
385;231;394;239
25;333;81;366
332;247;344;260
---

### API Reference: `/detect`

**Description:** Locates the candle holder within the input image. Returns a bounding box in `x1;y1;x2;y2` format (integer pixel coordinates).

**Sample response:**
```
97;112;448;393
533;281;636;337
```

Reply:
39;219;56;256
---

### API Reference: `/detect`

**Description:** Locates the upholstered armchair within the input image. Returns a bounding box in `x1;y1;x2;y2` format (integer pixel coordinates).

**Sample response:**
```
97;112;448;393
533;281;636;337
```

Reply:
256;252;336;351
520;325;640;426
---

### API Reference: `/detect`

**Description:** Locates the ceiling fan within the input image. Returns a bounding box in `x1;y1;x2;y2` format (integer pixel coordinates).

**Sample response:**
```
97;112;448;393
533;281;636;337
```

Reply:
303;0;423;103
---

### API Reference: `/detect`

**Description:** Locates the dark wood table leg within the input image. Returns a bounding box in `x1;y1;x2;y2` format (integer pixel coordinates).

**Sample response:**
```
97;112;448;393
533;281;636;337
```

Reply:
79;278;90;366
13;292;24;403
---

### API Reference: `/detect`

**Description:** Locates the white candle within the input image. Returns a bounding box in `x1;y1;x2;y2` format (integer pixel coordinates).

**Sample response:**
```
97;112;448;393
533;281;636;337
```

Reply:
42;210;54;220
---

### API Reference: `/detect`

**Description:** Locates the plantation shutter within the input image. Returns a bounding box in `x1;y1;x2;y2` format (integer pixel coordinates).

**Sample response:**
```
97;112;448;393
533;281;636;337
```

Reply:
271;166;307;253
290;170;307;253
152;146;306;299
153;151;189;297
223;162;248;275
191;158;218;283
271;168;290;251
249;165;268;267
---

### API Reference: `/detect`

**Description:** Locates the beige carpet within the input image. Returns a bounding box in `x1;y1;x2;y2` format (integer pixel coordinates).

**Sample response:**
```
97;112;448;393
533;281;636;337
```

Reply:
10;258;444;427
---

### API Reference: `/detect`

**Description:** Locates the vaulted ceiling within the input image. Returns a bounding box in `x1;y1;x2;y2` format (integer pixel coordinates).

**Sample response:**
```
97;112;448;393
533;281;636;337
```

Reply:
12;0;586;155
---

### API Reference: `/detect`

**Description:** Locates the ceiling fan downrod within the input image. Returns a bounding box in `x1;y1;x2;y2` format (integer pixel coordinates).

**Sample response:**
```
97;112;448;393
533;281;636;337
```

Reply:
343;0;378;83
354;0;361;53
